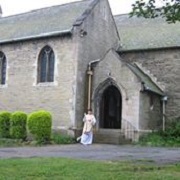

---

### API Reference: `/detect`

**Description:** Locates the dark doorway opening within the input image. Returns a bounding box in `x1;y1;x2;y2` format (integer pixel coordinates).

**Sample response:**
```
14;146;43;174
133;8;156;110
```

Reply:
100;85;122;129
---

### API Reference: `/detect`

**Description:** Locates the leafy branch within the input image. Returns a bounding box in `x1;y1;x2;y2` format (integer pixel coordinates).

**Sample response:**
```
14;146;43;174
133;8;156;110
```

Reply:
129;0;180;23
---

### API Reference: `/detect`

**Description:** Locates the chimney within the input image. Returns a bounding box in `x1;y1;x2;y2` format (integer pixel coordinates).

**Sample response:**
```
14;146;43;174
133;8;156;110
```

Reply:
0;5;2;17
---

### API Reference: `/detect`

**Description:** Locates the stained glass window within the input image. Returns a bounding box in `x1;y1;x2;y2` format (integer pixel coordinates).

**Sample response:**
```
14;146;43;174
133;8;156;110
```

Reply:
0;52;6;85
38;46;55;83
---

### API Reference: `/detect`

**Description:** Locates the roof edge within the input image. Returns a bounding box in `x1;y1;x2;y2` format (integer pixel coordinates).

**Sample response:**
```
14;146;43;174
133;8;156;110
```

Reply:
73;0;99;26
127;63;164;96
0;29;72;45
117;46;180;53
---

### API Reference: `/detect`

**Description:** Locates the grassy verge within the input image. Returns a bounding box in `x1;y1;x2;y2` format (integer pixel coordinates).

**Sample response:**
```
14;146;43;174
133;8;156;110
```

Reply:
0;158;179;180
0;138;25;147
0;133;76;147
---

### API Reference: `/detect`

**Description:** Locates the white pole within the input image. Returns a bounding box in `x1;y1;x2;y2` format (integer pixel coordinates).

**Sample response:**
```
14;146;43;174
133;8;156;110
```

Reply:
162;100;165;131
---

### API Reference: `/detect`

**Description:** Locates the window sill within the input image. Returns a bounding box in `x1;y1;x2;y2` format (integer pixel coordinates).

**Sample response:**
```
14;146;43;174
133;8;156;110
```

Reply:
34;81;58;87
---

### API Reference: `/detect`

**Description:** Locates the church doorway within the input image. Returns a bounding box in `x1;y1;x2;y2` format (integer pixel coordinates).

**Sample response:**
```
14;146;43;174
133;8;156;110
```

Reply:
100;85;122;129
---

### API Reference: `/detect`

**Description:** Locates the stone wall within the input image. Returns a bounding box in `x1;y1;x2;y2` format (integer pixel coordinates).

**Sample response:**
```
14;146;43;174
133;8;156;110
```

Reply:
0;36;78;132
73;0;120;127
139;92;162;130
93;50;141;130
120;48;180;120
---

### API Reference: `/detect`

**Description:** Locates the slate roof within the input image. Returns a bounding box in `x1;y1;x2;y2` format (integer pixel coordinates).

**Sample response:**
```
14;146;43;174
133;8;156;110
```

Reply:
0;0;94;44
115;14;180;51
127;63;164;96
0;0;179;51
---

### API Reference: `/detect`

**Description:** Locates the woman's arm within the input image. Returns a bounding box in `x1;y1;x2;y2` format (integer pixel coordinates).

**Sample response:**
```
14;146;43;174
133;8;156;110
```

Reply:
92;115;96;125
83;113;87;122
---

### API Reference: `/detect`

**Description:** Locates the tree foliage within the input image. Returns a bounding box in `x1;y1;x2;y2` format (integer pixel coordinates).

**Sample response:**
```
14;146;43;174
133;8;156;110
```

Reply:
130;0;180;23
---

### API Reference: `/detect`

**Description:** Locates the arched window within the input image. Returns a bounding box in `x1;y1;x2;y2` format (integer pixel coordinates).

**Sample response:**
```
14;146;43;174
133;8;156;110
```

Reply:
38;46;55;83
0;51;7;85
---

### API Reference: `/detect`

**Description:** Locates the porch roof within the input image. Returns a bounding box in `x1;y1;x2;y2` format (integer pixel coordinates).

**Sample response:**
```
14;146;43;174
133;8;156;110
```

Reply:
127;63;164;96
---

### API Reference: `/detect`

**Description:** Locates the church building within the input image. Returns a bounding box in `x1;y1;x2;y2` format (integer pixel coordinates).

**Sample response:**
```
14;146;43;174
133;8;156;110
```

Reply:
0;0;179;143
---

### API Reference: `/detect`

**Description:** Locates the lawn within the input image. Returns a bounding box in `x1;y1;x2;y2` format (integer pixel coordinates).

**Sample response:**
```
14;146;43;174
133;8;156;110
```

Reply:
0;158;179;180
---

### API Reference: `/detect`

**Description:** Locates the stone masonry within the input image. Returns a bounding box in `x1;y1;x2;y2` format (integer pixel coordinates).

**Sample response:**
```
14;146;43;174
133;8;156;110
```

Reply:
120;49;180;120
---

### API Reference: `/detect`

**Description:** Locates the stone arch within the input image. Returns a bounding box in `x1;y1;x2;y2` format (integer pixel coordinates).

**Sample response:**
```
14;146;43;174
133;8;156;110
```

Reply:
93;78;122;129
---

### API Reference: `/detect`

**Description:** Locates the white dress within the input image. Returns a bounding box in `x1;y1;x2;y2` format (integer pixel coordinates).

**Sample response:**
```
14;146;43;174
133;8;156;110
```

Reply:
80;114;96;145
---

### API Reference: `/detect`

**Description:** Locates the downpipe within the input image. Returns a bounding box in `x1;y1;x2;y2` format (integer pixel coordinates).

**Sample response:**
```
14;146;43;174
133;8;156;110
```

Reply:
86;59;100;110
162;96;168;131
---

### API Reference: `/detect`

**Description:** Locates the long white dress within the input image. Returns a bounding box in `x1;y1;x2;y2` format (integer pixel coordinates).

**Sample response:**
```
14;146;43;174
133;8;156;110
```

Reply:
80;114;96;145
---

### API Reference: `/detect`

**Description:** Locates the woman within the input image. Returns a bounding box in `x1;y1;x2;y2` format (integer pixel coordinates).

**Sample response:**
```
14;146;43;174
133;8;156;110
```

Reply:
77;109;96;145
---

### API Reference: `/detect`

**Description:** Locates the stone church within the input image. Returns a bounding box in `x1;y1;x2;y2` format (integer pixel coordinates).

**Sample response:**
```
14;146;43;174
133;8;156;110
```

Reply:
0;0;179;143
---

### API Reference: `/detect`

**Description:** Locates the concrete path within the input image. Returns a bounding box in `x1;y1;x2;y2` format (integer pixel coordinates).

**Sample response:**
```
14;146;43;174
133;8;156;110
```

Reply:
0;144;180;165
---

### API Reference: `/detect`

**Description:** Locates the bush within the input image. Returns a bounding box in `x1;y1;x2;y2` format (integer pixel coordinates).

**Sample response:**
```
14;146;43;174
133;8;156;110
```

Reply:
52;133;75;144
139;117;180;147
28;110;52;143
162;117;180;138
0;111;11;138
139;132;165;146
10;111;27;140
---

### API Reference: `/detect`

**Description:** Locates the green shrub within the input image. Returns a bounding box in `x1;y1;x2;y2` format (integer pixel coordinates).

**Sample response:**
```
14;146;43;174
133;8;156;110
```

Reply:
0;111;11;138
28;110;52;143
139;117;180;147
162;117;180;138
52;133;75;144
10;111;27;140
139;132;165;146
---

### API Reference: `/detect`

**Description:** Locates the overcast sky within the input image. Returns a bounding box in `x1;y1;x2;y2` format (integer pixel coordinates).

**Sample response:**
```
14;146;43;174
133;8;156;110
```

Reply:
0;0;135;17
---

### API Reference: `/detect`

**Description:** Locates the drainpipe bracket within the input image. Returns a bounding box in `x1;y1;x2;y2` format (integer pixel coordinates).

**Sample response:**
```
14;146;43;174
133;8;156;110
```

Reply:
87;70;93;75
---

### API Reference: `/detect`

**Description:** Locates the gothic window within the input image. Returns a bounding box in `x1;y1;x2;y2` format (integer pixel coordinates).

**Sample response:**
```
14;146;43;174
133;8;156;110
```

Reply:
0;51;7;85
38;46;55;83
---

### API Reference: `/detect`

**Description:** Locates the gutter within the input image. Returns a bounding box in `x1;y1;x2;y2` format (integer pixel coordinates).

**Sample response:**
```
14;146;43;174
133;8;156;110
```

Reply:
118;46;180;53
143;84;164;96
0;29;72;45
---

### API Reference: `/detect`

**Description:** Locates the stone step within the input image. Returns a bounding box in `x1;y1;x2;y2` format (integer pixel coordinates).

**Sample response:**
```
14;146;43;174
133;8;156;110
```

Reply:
93;129;132;145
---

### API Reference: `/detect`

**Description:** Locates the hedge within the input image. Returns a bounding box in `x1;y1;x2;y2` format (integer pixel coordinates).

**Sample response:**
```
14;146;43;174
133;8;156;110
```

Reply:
0;111;11;138
10;111;27;140
27;110;52;143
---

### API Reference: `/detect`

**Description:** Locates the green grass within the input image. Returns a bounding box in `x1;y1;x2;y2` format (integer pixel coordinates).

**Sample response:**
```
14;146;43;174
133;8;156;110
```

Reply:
0;158;179;180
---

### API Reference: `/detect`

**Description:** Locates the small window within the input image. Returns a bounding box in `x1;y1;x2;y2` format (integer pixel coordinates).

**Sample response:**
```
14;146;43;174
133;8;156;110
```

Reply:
38;46;55;83
0;51;7;85
150;94;154;110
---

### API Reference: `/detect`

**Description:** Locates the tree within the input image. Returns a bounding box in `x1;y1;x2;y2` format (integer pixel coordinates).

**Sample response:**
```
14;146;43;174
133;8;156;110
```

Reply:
129;0;180;23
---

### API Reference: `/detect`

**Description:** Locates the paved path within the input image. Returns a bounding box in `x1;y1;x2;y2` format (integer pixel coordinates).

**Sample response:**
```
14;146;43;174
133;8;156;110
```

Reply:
0;144;180;165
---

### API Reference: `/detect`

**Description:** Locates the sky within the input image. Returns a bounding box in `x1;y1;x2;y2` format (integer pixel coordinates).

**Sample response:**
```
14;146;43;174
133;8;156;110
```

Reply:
0;0;136;17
